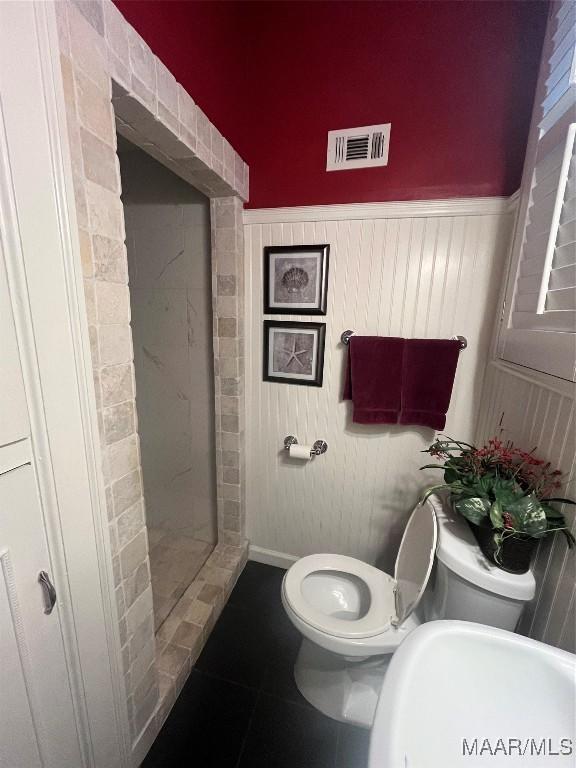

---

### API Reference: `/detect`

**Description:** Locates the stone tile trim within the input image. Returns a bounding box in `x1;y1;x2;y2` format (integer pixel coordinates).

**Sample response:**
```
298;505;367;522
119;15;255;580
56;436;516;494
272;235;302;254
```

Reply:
58;0;248;201
211;197;246;548
56;0;249;750
154;543;248;731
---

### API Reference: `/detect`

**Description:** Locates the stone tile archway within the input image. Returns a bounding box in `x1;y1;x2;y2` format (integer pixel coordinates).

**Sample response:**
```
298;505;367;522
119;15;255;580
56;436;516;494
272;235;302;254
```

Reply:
55;0;248;758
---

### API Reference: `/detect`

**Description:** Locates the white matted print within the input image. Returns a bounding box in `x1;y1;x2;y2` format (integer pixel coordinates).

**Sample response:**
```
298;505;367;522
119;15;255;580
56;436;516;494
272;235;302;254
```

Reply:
271;329;316;379
263;321;326;387
263;244;329;314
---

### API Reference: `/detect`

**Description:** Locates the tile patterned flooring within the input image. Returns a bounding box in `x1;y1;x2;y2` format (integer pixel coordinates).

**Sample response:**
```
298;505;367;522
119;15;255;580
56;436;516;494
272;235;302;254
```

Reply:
148;528;214;631
143;562;370;768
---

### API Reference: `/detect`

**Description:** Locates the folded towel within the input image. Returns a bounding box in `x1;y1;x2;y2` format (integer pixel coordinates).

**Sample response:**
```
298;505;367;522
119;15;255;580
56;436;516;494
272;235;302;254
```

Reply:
343;336;404;424
398;338;461;430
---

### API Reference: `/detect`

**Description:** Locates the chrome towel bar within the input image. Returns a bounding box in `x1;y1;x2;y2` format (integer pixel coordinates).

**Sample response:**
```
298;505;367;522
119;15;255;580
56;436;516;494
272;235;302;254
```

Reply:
340;330;467;350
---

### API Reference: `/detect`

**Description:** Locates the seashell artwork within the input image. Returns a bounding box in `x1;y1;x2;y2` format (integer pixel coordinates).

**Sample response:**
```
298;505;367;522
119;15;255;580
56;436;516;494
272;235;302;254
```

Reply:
263;244;329;314
281;266;309;293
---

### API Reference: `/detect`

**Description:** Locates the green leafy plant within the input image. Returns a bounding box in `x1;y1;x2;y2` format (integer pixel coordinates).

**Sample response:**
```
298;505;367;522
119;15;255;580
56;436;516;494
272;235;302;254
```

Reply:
420;436;575;565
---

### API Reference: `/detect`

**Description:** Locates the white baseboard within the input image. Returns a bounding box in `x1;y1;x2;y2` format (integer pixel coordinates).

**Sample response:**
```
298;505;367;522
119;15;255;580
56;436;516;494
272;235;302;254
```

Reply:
248;545;299;569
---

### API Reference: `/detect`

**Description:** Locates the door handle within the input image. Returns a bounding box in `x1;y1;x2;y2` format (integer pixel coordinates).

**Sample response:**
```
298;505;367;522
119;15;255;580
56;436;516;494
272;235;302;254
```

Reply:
38;570;57;615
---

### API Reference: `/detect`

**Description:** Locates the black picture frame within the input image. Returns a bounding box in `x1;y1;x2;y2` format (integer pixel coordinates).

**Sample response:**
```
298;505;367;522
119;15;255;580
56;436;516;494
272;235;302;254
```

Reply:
263;244;330;315
263;321;326;387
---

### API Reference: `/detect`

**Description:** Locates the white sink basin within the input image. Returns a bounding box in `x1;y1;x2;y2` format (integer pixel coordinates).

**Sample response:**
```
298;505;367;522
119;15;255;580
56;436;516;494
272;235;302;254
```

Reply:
369;620;576;767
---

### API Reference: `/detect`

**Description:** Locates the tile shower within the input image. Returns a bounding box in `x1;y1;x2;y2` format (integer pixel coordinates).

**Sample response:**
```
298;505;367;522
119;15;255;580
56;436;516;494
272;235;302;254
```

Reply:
57;0;248;749
118;141;217;631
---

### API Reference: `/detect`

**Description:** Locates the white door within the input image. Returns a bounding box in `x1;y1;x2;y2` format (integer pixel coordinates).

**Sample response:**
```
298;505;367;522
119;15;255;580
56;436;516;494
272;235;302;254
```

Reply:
0;247;83;765
0;2;128;767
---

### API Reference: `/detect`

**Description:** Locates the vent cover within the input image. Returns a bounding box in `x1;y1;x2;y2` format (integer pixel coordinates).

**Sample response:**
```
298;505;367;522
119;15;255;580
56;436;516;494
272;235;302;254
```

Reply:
326;123;391;171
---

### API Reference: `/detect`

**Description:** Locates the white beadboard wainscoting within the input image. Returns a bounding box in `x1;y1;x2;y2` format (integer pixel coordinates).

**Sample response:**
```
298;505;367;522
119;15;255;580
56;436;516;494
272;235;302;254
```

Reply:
244;198;515;570
476;361;575;652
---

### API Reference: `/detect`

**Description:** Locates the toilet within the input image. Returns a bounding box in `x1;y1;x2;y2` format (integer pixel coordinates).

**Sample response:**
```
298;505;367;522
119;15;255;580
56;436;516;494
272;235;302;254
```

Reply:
281;494;536;728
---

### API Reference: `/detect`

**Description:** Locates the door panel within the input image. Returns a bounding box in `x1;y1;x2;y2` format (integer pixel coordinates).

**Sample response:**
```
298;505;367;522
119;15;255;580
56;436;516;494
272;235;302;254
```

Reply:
0;465;83;767
0;2;126;765
0;243;28;447
0;134;83;767
0;546;43;768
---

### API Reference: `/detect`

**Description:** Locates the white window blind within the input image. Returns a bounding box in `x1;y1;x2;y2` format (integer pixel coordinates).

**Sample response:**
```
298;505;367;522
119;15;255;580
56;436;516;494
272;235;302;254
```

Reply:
500;0;576;381
541;0;575;131
544;133;575;315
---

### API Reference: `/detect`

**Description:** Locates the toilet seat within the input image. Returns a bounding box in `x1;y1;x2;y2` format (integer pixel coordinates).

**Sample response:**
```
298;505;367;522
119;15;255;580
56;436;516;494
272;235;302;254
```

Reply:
282;553;396;639
283;501;438;642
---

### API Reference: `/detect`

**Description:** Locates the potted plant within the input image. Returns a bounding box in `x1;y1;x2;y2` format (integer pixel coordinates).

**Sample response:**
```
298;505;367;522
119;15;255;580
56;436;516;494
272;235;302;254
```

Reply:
420;436;575;574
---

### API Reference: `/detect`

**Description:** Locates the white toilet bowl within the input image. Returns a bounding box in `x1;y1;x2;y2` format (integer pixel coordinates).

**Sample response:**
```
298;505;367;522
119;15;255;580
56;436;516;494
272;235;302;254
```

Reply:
282;499;437;726
281;554;420;657
282;495;536;728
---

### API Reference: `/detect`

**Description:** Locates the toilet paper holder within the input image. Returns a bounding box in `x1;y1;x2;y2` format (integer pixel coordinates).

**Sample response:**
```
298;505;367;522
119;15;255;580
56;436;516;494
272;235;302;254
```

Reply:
284;435;328;456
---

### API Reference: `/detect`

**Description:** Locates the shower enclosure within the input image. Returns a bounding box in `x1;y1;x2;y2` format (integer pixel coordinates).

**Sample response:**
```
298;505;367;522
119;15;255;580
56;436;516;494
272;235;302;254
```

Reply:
118;140;217;630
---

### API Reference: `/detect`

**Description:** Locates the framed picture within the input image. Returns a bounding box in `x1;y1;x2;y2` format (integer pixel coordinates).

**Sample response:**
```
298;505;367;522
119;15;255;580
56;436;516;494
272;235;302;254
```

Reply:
263;244;330;315
263;321;326;387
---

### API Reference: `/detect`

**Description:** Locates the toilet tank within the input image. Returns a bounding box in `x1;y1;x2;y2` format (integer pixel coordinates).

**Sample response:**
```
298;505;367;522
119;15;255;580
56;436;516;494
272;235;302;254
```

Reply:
425;495;536;632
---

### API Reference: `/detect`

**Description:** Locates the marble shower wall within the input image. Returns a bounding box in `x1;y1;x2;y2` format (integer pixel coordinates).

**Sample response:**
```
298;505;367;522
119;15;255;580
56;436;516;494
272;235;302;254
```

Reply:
120;146;217;544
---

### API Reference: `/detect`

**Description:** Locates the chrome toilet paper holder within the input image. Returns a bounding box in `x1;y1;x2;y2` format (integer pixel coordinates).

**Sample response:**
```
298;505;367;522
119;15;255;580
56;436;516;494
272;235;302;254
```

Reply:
284;435;328;456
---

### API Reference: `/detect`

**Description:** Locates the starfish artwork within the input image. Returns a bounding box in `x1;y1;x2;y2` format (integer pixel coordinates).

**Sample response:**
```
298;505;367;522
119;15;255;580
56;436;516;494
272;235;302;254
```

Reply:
274;332;314;375
264;322;325;386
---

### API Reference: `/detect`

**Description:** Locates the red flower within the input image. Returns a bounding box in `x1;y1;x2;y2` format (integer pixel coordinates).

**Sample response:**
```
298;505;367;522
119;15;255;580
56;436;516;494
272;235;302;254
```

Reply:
502;513;514;529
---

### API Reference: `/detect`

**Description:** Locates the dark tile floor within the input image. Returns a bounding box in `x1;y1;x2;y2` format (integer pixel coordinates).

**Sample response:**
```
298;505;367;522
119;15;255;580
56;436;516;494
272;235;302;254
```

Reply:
143;561;371;768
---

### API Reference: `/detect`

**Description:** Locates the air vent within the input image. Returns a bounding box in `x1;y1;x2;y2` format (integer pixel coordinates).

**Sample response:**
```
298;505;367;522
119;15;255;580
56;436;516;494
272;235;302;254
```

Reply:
326;123;391;171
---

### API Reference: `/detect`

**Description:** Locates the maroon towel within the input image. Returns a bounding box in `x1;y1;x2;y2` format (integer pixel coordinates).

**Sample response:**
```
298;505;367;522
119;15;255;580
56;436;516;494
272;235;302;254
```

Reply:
398;338;460;430
343;337;404;424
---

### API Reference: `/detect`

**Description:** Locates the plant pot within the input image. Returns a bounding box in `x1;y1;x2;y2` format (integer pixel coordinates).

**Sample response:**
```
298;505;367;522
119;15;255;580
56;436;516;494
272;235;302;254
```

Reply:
468;519;537;574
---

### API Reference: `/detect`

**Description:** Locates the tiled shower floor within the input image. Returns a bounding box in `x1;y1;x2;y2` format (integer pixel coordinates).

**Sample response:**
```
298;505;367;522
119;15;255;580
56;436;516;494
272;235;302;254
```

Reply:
143;561;371;767
148;528;213;631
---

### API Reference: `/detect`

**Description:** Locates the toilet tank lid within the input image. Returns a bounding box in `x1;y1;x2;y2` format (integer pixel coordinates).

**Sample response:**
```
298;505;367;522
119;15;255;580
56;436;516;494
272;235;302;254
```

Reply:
429;494;536;602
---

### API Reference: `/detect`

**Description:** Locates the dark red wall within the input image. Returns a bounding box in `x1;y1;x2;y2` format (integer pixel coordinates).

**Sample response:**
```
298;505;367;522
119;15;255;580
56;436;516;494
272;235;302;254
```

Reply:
114;0;548;208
